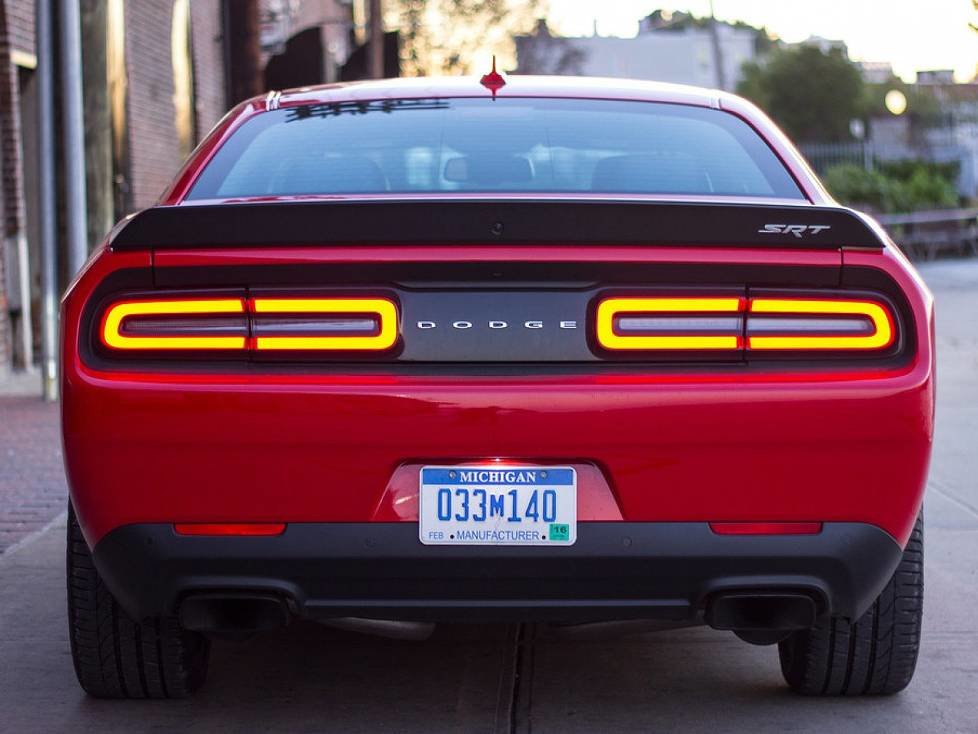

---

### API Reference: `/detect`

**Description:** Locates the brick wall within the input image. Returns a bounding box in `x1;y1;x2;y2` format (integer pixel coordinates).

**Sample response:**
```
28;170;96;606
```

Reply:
124;0;228;210
1;2;231;374
6;0;33;57
124;1;180;210
191;0;228;136
0;11;27;249
1;0;35;376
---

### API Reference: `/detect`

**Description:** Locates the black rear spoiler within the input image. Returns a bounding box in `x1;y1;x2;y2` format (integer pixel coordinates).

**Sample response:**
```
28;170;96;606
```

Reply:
109;200;884;250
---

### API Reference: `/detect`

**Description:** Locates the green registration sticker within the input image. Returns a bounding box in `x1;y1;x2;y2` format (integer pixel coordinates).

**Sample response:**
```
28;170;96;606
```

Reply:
549;523;570;542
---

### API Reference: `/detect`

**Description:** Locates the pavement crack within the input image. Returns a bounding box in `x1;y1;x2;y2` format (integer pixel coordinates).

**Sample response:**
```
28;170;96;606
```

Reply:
493;622;536;734
492;623;522;733
929;479;978;520
511;623;537;734
0;511;66;558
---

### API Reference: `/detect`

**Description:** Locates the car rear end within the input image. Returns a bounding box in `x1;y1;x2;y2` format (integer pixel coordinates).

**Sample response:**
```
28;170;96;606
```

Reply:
61;78;933;698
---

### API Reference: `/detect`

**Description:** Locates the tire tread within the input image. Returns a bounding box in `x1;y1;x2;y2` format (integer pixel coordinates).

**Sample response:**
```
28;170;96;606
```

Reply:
779;514;923;696
66;504;209;699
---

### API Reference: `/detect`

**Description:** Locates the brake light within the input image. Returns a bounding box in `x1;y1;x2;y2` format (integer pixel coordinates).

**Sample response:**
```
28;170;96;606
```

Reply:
747;298;894;351
100;298;247;350
250;297;398;351
595;297;745;351
99;296;399;352
593;294;896;355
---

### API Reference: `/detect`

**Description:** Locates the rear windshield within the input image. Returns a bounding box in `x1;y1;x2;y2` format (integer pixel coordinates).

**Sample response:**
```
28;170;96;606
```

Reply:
188;97;804;200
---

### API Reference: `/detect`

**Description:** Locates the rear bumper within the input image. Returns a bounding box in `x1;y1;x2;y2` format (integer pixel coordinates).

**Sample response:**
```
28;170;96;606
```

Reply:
93;521;902;624
64;370;933;546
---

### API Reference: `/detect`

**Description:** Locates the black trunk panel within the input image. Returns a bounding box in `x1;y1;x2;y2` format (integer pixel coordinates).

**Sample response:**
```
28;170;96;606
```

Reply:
111;200;883;250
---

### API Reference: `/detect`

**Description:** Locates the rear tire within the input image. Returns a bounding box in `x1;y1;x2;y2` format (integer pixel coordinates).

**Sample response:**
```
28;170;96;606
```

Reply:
66;504;210;698
778;514;923;696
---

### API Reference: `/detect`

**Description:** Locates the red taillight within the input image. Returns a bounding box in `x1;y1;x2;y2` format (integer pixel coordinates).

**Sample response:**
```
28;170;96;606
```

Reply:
101;298;247;350
593;293;896;355
99;291;896;359
709;522;823;535
595;296;745;351
747;298;895;351
174;523;287;536
250;297;398;351
100;295;399;353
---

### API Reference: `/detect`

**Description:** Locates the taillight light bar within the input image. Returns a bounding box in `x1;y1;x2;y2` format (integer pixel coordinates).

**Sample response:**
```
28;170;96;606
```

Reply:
250;297;398;351
596;297;745;351
595;294;897;354
747;298;894;351
101;299;247;350
100;296;399;352
100;291;896;358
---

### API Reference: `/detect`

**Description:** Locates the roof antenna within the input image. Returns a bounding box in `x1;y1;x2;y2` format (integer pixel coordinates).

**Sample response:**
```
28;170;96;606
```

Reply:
480;55;506;99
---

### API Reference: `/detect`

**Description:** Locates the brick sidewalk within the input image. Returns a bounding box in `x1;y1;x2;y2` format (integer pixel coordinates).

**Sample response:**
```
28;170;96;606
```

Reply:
0;397;67;552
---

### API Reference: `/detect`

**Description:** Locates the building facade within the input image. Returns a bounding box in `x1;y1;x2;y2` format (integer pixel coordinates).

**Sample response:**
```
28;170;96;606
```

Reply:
515;17;760;92
0;0;36;378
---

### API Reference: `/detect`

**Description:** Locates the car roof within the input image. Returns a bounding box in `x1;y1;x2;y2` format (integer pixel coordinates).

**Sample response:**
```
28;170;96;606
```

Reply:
270;75;725;110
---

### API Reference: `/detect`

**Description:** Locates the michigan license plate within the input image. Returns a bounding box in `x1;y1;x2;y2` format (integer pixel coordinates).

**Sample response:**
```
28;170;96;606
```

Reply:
419;465;577;546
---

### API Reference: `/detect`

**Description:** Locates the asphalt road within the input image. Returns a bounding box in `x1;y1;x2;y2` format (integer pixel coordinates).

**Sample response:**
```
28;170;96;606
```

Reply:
2;258;977;733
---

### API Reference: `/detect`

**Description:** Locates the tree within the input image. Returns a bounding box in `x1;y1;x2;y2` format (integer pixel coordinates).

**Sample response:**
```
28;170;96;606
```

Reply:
968;0;978;81
514;19;586;75
737;45;866;142
388;0;541;76
643;10;775;55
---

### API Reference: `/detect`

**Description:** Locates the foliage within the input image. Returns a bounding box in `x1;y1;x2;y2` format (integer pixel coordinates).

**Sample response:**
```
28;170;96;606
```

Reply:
823;161;959;213
515;20;587;75
737;45;865;142
388;0;542;76
644;9;774;54
878;159;959;183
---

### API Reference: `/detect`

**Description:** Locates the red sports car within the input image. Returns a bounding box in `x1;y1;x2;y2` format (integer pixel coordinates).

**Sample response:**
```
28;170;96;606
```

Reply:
61;75;932;699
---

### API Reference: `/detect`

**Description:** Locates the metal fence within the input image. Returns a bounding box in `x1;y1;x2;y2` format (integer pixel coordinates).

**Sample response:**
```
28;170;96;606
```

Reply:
799;142;876;174
798;141;976;198
878;208;978;260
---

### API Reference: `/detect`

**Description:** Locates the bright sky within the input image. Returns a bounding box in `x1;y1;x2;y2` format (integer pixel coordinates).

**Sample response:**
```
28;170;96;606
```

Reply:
544;0;978;82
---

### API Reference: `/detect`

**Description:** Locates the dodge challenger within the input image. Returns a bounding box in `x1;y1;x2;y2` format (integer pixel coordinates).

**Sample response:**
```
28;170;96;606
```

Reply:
61;74;932;698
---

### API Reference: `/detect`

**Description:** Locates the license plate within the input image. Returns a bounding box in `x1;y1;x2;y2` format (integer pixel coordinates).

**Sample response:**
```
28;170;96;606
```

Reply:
419;465;577;546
